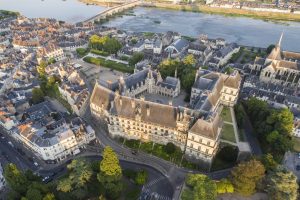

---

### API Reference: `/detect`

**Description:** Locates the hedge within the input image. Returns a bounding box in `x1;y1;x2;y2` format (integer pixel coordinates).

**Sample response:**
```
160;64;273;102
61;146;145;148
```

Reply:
83;56;134;73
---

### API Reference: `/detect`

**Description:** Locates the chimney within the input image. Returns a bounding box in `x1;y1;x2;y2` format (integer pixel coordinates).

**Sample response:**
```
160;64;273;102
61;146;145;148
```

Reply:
119;97;122;106
140;96;145;101
146;105;150;116
131;98;135;108
110;100;114;110
168;100;173;106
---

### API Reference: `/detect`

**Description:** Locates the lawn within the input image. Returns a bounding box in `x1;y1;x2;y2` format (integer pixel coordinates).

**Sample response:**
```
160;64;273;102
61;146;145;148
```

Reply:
221;123;236;143
293;137;300;152
221;107;232;122
83;56;134;73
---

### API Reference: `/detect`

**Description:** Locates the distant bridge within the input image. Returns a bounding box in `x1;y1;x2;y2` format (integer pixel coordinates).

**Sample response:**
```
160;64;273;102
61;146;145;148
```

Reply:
83;0;141;23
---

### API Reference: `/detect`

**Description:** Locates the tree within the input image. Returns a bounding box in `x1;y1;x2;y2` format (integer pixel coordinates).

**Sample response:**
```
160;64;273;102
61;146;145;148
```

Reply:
57;179;72;193
231;159;265;196
182;174;217;200
216;179;234;194
89;35;121;54
261;153;278;172
266;167;298;200
135;170;148;185
37;60;48;77
26;188;43;200
97;146;122;199
217;145;238;163
183;54;196;66
129;52;144;66
266;44;275;54
32;88;44;104
43;193;56;200
164;142;176;155
57;159;93;193
4;163;28;195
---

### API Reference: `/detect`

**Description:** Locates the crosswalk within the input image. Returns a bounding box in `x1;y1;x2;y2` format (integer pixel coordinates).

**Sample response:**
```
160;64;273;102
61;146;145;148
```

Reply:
139;177;172;200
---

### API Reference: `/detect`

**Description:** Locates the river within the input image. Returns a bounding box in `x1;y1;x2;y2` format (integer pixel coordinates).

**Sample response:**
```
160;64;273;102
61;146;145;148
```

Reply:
0;0;106;23
1;0;300;51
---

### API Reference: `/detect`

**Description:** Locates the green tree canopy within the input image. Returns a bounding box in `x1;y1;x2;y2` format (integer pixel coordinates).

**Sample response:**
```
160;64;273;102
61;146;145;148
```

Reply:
216;179;234;194
32;88;45;104
182;174;217;200
97;146;123;199
164;142;176;155
57;159;93;194
266;167;298;200
89;35;122;54
135;170;148;185
4;163;29;194
129;52;144;66
261;153;278;172
231;159;265;196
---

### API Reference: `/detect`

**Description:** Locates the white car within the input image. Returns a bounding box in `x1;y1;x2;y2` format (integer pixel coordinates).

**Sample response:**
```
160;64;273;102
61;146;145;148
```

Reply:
34;162;39;167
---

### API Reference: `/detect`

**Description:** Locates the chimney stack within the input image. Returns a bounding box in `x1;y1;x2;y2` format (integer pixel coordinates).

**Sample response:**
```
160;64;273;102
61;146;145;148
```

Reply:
131;98;135;108
146;105;150;116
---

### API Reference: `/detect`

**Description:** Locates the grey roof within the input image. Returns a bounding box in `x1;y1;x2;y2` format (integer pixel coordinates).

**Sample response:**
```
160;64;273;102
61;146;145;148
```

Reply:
167;38;189;53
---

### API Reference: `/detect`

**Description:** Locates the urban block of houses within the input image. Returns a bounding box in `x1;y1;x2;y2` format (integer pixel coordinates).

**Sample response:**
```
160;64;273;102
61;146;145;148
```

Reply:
13;101;96;162
58;69;90;116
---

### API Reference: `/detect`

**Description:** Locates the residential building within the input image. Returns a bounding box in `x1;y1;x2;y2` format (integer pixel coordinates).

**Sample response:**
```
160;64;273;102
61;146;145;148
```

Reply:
165;38;189;58
14;101;95;162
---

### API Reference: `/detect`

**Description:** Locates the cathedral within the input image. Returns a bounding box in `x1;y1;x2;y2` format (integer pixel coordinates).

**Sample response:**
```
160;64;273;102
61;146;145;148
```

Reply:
251;33;300;88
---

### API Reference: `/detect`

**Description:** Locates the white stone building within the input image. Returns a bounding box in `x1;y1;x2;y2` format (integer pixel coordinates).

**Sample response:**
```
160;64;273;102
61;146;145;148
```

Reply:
14;102;95;162
90;68;241;166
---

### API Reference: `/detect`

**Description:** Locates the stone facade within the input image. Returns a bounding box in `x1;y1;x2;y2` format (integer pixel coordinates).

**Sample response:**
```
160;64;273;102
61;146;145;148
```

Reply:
250;34;300;88
90;68;241;165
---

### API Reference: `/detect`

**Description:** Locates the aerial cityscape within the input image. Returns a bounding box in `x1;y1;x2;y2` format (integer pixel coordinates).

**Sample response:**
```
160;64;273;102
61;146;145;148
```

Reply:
0;0;300;200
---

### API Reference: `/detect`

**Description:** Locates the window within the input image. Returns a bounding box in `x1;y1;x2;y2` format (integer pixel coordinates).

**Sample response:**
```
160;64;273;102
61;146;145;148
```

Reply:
199;139;202;143
190;143;193;148
207;141;210;146
192;136;194;141
206;149;209;154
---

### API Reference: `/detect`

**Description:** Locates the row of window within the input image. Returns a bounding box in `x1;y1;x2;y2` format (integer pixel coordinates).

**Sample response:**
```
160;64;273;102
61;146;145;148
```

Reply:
189;135;213;147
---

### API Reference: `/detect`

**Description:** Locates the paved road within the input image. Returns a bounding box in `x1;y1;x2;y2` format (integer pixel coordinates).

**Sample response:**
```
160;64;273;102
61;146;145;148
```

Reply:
242;114;263;156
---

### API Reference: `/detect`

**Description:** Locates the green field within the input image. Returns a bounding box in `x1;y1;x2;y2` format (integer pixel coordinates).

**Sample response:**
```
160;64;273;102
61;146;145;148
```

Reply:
221;123;236;143
221;107;232;122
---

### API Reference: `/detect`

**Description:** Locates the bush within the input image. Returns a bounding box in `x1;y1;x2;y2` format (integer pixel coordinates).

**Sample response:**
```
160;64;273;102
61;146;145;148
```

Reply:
90;49;110;56
135;170;148;185
164;142;176;155
129;52;144;66
216;179;234;194
125;139;140;149
76;48;89;57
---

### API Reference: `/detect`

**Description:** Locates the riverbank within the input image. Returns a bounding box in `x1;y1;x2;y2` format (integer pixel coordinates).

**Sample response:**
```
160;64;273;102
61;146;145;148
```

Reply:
145;3;300;22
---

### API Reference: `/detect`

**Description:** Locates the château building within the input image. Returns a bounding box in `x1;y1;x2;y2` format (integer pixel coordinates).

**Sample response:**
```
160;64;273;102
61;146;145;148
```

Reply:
90;68;241;167
251;33;300;88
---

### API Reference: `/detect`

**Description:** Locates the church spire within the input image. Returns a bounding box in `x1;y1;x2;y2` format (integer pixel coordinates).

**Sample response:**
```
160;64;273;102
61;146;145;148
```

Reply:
278;31;284;47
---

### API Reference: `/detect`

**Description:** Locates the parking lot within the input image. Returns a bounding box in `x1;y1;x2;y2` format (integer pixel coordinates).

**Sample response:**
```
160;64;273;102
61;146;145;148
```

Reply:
283;151;300;180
